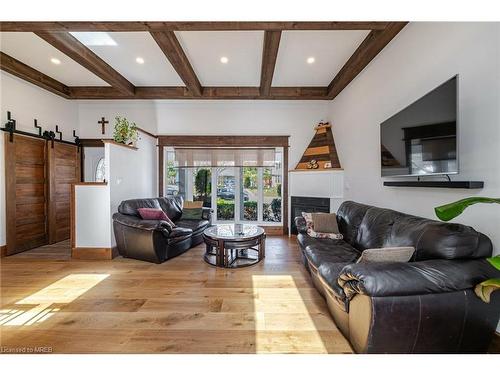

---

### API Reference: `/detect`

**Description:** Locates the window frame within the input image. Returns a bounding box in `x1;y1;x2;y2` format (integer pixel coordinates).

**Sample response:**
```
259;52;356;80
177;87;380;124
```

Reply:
159;136;289;234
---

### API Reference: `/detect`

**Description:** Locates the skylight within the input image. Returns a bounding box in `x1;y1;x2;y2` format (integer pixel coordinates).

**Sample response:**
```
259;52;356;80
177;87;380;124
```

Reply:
70;32;117;46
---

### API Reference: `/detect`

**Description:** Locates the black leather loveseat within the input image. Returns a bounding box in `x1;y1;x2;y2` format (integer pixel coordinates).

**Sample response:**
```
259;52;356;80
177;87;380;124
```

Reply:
295;200;500;353
113;196;211;263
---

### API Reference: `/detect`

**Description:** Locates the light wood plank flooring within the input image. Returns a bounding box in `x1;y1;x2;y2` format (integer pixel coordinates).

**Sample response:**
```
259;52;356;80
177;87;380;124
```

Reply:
0;237;353;354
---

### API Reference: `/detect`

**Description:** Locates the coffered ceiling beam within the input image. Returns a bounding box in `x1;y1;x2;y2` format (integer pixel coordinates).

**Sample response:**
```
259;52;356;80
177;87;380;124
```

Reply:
35;31;135;95
68;86;328;100
260;30;282;96
326;22;408;99
0;22;390;32
150;31;202;96
0;52;71;98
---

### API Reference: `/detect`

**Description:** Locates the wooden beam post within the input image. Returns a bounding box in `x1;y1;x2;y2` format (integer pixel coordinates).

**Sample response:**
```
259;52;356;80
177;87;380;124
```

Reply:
150;31;203;96
35;31;135;95
327;22;408;99
260;30;282;96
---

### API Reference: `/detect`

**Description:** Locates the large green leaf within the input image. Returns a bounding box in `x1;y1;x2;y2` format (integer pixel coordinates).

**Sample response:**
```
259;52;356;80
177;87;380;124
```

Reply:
474;278;500;303
434;197;500;221
487;255;500;271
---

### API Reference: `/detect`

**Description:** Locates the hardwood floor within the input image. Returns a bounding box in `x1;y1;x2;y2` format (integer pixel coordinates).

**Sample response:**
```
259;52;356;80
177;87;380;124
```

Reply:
0;237;353;354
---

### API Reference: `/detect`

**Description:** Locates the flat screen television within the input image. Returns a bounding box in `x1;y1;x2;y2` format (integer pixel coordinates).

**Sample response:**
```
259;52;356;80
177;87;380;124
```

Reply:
380;76;458;177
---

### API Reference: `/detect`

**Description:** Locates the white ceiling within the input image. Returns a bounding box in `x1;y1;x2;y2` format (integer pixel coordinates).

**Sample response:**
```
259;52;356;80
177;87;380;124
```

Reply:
0;32;109;86
175;31;264;86
272;30;370;87
1;30;376;89
71;32;185;86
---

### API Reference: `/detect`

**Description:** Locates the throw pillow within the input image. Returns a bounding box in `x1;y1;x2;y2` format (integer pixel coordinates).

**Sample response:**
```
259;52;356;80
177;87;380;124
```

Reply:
311;212;339;233
182;208;203;220
302;212;343;240
356;246;415;264
184;201;203;209
137;208;176;227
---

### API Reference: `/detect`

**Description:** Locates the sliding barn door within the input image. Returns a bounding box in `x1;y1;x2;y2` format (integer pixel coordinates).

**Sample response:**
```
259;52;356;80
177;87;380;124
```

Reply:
48;142;81;243
5;134;49;255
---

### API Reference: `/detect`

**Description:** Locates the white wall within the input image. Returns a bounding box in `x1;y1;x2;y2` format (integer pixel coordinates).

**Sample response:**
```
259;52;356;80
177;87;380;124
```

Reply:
328;22;500;255
75;185;111;248
0;72;79;246
78;100;330;178
106;132;157;246
77;101;158;138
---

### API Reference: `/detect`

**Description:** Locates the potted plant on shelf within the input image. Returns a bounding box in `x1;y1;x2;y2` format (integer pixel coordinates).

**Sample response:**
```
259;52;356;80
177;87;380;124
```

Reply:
113;116;139;147
434;197;500;302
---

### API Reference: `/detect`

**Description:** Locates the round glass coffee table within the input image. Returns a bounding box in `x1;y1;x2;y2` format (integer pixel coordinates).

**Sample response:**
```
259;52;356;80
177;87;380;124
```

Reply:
202;224;266;268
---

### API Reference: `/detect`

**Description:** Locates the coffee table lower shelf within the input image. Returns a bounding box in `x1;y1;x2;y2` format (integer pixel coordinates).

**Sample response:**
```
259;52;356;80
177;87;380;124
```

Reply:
203;232;266;269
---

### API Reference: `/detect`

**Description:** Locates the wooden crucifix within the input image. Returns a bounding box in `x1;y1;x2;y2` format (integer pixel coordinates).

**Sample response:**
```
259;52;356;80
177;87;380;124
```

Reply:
98;117;109;135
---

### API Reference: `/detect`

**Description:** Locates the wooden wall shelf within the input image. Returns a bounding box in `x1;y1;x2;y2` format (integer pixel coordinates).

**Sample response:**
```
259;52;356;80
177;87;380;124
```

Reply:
102;139;138;150
383;181;484;189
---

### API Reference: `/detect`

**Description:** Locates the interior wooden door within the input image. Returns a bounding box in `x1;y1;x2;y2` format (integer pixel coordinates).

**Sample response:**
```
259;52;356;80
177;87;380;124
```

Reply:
48;142;81;244
5;134;48;255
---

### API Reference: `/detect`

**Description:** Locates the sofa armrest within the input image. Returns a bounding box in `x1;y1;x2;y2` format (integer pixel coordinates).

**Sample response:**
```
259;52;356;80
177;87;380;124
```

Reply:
113;212;173;234
202;207;213;221
294;216;308;234
338;258;499;300
169;226;193;238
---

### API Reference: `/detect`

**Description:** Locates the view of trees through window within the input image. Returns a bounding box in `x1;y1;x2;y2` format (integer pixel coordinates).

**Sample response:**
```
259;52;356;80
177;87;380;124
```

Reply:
166;150;282;224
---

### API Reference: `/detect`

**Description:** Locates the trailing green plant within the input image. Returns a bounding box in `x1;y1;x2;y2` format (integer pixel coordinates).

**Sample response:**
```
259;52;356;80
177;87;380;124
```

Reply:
434;197;500;303
113;116;139;145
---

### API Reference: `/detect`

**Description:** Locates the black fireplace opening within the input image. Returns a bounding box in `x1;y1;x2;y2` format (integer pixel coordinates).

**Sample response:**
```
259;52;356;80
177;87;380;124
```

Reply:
290;196;330;234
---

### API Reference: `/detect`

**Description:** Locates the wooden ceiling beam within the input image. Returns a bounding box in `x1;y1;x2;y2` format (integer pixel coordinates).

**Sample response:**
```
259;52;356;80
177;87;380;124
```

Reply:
0;22;390;32
260;30;282;96
0;52;71;98
327;22;408;99
150;31;202;96
68;86;328;100
34;31;135;95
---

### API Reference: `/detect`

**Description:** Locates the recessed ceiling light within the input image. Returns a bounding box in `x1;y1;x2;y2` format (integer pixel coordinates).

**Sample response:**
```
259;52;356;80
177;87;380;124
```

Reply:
220;56;229;64
307;57;315;64
136;57;145;64
50;57;61;65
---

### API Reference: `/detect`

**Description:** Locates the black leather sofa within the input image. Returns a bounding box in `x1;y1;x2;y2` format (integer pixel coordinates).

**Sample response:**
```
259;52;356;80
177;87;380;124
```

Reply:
295;200;500;353
113;196;211;263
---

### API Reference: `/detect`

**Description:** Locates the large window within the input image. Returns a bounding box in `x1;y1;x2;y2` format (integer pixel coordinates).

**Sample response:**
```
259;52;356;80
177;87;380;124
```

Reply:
165;147;283;225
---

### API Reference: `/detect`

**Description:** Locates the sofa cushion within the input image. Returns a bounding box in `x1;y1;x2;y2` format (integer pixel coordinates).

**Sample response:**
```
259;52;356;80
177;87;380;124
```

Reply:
158;196;184;222
355;206;403;250
388;217;492;260
336;201;372;246
297;233;343;251
118;198;160;217
176;219;210;236
304;240;360;268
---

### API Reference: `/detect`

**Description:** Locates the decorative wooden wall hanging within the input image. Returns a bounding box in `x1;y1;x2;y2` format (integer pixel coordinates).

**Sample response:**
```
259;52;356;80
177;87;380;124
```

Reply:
294;121;342;171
